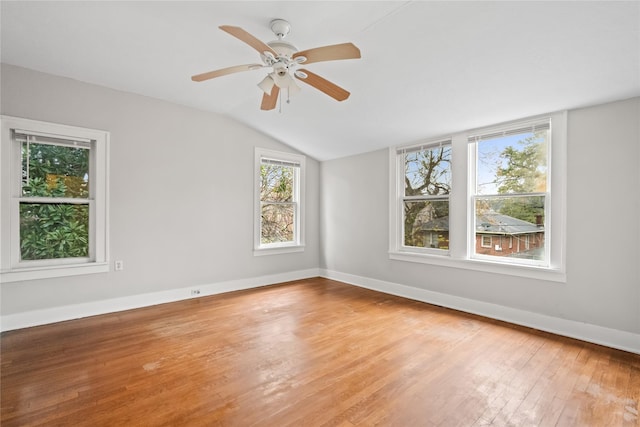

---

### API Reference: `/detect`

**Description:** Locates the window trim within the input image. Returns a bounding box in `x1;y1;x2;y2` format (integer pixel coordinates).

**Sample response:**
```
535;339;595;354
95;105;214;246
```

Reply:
389;111;567;282
253;148;305;256
1;116;110;283
394;139;452;256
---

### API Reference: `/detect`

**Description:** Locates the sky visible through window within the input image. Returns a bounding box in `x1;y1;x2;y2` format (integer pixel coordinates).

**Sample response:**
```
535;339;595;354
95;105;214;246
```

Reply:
476;132;538;195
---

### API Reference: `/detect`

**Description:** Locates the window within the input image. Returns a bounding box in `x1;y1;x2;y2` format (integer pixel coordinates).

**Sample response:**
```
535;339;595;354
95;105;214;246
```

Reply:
389;112;566;281
397;141;452;253
254;148;305;255
470;121;549;265
1;116;109;283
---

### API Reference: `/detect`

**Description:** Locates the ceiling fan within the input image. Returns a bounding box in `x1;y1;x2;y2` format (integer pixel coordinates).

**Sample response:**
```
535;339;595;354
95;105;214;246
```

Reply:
191;19;361;110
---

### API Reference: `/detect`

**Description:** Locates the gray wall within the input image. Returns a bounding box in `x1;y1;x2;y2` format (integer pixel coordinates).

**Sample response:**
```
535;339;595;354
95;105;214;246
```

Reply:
2;63;638;341
1;64;320;314
321;97;640;335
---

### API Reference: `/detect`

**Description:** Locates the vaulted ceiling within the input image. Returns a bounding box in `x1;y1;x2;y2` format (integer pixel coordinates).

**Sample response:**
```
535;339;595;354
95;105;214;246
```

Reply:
2;1;639;160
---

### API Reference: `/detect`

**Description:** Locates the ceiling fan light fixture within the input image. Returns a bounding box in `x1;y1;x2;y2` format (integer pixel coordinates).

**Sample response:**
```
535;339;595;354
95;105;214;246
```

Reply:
272;71;289;88
257;75;275;94
288;78;301;95
273;62;289;77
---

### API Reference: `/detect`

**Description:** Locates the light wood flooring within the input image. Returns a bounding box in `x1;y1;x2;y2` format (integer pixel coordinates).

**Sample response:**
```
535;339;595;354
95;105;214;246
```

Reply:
1;277;639;426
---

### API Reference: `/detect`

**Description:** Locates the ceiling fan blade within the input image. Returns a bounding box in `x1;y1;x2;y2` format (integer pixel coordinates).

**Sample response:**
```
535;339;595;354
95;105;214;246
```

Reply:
191;64;264;82
219;25;278;57
261;85;280;111
294;69;350;102
293;43;361;65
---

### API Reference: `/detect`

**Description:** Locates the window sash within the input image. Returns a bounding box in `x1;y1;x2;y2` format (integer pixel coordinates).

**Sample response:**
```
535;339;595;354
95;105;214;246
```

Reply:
260;202;297;245
397;139;451;155
254;148;305;253
1;116;109;282
397;140;451;254
261;157;301;168
259;169;299;246
14;130;93;148
468;121;550;143
469;119;550;266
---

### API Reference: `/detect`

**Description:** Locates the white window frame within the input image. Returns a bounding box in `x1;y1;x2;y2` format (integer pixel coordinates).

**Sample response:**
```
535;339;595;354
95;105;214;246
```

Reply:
389;111;567;282
254;148;305;256
395;139;452;256
1;116;110;283
468;118;551;267
481;235;492;248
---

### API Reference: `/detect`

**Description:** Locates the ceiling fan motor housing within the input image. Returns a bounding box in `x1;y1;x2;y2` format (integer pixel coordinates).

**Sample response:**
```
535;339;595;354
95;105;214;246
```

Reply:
267;40;298;58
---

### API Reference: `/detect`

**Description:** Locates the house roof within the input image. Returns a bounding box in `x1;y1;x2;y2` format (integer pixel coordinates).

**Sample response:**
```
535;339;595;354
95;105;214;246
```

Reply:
1;1;638;161
419;217;449;232
421;213;542;235
475;213;542;235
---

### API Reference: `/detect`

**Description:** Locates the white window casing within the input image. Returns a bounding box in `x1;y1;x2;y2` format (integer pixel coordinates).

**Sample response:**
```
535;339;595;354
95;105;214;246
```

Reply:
254;147;305;256
1;116;110;283
389;111;567;282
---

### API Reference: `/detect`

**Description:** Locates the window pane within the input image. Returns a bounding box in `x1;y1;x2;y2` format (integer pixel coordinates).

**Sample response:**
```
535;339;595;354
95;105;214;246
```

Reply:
404;200;449;249
261;203;295;244
22;142;89;198
260;164;293;202
476;130;547;195
404;145;451;197
20;203;89;260
475;196;545;260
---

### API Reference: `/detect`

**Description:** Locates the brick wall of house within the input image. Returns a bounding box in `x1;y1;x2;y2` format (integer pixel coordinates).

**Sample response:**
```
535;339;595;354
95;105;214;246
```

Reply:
475;233;544;257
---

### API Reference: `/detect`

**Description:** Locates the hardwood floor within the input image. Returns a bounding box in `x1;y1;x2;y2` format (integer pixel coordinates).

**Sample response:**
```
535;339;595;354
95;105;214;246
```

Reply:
1;277;639;426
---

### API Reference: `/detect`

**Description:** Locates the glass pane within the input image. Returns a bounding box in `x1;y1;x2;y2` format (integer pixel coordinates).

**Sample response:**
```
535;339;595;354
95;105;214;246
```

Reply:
475;196;545;260
403;199;449;249
20;203;89;260
261;203;295;244
22;142;90;198
476;130;547;195
261;164;294;203
404;145;451;197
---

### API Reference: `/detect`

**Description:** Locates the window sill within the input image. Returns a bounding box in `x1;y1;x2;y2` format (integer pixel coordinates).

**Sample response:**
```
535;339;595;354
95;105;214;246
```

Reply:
0;262;110;283
389;251;566;283
254;245;305;256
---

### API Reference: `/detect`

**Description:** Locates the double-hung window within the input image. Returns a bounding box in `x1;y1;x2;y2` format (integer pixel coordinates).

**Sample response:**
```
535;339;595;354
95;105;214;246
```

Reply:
1;116;109;283
469;121;550;265
389;112;566;281
397;140;452;253
254;148;305;255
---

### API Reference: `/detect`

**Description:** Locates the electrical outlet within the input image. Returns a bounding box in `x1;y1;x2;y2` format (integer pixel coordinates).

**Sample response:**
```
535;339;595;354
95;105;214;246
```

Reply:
114;260;124;271
191;289;201;296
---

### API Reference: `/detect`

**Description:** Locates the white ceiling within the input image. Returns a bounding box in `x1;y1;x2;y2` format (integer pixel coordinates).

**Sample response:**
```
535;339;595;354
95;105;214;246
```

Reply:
2;1;639;161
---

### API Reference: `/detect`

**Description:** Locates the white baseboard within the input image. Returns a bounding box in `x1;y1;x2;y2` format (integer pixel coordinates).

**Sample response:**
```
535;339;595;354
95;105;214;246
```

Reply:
320;269;640;355
4;268;638;356
0;268;321;332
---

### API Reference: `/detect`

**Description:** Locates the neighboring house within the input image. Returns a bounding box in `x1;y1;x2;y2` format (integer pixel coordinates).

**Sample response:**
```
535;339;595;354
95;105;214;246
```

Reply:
419;212;544;258
418;216;450;249
474;213;544;258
